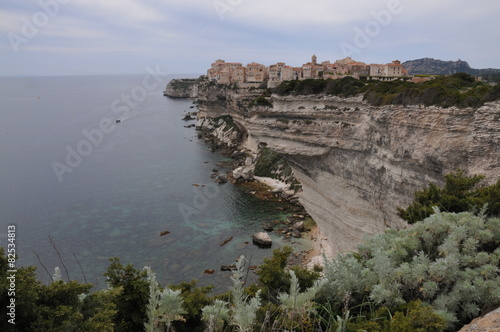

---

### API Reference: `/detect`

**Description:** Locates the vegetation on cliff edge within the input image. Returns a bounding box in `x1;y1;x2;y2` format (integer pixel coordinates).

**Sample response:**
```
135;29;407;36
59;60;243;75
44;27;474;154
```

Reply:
398;170;500;224
272;73;500;109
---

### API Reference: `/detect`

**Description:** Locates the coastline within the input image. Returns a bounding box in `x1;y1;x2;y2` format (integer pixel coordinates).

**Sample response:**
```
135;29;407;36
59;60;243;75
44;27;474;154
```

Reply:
185;100;332;271
247;175;333;269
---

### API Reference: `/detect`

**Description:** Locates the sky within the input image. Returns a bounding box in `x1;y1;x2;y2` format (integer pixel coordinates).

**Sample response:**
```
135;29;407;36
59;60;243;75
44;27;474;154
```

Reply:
1;0;500;76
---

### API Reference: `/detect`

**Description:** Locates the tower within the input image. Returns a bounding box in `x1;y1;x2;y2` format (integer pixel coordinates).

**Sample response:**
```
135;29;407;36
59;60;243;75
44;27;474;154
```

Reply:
312;54;317;65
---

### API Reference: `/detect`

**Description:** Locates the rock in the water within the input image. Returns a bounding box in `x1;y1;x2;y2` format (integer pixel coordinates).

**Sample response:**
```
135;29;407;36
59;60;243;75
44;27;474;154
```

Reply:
219;236;233;247
182;113;195;121
293;221;305;232
292;230;302;238
262;222;274;231
220;265;237;271
215;174;228;184
252;232;272;247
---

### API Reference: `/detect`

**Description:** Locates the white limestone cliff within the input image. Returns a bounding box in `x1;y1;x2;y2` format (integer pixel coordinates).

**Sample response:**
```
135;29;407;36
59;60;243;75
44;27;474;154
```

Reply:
193;82;500;255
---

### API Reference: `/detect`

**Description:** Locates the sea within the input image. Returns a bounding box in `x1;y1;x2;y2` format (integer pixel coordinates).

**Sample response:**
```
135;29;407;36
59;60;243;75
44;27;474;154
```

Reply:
0;74;308;291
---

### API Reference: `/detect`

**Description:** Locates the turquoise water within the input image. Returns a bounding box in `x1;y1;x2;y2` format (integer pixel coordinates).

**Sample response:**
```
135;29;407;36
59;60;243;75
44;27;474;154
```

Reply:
0;75;307;291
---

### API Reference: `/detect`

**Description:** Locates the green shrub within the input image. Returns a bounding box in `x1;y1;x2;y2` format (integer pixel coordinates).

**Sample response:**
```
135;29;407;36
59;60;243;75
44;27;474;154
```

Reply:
170;280;214;332
344;300;446;332
251;95;273;107
398;170;500;224
363;73;500;108
273;77;364;97
389;300;447;332
104;258;149;332
257;246;294;298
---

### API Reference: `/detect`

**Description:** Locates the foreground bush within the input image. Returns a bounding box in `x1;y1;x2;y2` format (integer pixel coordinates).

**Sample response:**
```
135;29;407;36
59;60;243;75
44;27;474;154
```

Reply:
2;210;498;331
321;209;500;330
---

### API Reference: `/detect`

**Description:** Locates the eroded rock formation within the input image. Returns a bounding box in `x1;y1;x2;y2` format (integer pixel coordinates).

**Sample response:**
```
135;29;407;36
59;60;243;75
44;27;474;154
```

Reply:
189;81;500;254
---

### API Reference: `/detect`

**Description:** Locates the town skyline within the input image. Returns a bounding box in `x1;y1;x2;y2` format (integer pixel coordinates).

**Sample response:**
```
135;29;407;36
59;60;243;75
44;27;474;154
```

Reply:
207;55;410;88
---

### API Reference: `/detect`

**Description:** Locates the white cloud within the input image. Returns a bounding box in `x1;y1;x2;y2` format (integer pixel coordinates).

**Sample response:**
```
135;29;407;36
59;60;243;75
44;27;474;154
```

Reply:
21;44;154;54
70;0;165;23
0;9;23;33
40;17;116;40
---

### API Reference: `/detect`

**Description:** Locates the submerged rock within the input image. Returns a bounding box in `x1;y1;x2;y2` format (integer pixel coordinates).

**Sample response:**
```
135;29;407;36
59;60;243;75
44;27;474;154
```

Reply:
262;222;274;231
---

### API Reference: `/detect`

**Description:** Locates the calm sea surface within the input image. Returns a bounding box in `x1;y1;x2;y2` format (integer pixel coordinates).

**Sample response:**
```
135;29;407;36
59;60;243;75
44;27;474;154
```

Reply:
0;75;307;290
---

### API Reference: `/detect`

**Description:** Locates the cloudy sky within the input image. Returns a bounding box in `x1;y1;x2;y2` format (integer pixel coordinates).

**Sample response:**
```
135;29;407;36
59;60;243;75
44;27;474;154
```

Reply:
1;0;499;76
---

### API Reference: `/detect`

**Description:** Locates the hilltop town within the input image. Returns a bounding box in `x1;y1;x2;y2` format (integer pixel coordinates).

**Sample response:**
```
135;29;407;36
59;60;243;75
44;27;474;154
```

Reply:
207;55;410;89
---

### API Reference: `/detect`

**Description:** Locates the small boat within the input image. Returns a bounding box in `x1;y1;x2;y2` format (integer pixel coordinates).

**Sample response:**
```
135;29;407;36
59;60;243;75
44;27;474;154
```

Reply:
116;119;121;123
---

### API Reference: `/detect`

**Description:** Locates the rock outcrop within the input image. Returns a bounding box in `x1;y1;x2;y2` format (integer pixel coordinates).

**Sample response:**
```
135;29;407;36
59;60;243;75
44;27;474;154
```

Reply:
402;57;500;76
252;232;272;246
183;80;500;255
164;78;200;98
458;307;500;332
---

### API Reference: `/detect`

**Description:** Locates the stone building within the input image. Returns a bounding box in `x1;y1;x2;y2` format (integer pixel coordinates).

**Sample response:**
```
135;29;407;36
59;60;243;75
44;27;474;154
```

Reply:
301;54;325;79
369;60;408;77
207;59;245;84
245;62;268;83
207;55;409;86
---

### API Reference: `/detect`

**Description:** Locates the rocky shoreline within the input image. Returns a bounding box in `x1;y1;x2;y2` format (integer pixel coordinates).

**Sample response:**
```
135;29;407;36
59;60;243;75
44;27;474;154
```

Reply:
182;108;332;269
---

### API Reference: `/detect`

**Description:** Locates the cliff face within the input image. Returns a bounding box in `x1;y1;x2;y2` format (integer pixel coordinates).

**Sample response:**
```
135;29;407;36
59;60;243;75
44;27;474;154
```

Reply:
194;82;500;254
164;79;199;98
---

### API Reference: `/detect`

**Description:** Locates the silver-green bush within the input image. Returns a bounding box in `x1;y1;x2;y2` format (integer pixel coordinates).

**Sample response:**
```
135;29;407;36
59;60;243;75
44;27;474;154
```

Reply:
322;209;500;330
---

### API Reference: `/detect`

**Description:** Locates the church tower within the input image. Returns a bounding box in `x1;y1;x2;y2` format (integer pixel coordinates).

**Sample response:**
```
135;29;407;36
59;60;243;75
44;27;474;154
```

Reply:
312;54;317;65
